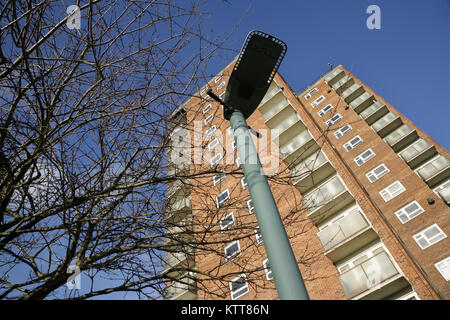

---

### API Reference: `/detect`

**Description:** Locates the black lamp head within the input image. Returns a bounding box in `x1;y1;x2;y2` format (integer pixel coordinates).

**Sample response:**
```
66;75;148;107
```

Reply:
222;30;287;120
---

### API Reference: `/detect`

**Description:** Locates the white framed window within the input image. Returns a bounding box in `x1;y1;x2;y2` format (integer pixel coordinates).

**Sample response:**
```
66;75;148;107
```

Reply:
220;212;235;231
414;224;447;250
227;127;234;135
217;81;226;91
224;240;241;262
236;157;241;168
344;135;363;151
366;163;390;183
204;114;214;125
208;138;219;150
210;153;222;166
200;88;207;96
326;114;342;126
205;125;216;137
232;141;237;151
334;123;352;139
318;104;333;117
379;181;406;202
304;88;318;100
262;259;273;280
213;173;226;186
216;189;230;208
201;95;211;103
241;177;248;189
395;201;424;224
229;274;249;300
203;103;212;114
435;256;450;281
219;92;225;100
247;199;255;214
311;95;325;107
255;228;263;244
354;149;375;166
214;74;223;83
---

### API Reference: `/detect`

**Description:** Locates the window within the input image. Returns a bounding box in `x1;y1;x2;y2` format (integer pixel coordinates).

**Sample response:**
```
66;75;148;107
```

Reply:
236;157;241;168
311;95;325;107
354;149;375;166
232;141;237;151
241;177;248;189
262;259;273;280
344;136;363;151
216;189;230;208
395;201;424;224
334;124;352;139
227;127;234;136
304;88;318;100
205;125;216;137
214;74;223;83
435;256;450;281
204;114;214;125
229;275;249;300
210;153;222;166
224;240;241;261
219;92;225;100
220;212;235;231
217;81;226;91
203;104;212;114
213;173;226;186
255;228;263;244
208;138;219;150
366;164;390;183
413;224;447;250
247;199;255;214
318;104;333;117
326;114;342;126
379;181;406;202
200;88;207;96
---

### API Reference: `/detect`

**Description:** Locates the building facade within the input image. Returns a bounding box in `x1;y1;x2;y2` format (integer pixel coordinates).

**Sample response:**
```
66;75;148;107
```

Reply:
162;63;450;300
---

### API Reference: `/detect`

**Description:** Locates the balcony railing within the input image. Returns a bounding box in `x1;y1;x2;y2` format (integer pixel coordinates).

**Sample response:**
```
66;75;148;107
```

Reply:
164;272;197;300
341;83;365;103
349;91;374;113
332;75;354;92
166;179;190;199
324;68;345;86
302;176;354;223
398;138;437;169
162;246;195;275
270;112;302;139
360;101;388;125
317;208;378;262
371;111;402;137
259;82;281;107
434;179;450;205
291;151;335;193
384;124;418;152
165;216;193;244
417;155;450;188
279;130;315;161
260;94;290;122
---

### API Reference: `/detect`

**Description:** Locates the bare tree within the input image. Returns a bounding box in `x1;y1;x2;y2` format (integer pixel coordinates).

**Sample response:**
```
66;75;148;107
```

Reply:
0;0;339;300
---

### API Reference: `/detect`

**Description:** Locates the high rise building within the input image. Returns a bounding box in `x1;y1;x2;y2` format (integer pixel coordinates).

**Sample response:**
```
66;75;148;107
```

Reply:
162;62;450;300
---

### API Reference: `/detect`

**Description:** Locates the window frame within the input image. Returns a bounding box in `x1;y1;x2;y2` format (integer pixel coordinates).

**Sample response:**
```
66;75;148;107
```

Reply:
241;177;248;189
318;104;333;117
311;95;325;107
354;148;376;166
434;256;450;281
304;87;318;100
210;153;223;167
229;274;249;300
213;173;226;186
262;259;273;280
326;113;342;126
334;123;352;139
203;103;212;114
205;125;216;137
366;163;390;183
224;240;241;262
379;181;406;202
216;189;230;208
344;135;363;151
247;199;255;214
204;114;214;125
413;224;447;250
220;212;235;231
394;201;425;224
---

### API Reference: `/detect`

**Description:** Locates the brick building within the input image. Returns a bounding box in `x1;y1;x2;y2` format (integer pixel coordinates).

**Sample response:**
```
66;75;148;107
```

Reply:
162;62;450;300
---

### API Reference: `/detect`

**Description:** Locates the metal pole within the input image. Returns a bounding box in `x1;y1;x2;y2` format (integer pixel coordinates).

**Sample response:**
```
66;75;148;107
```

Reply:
229;109;309;300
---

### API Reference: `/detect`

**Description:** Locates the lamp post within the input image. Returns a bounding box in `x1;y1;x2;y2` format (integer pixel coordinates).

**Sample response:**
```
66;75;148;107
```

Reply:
207;31;309;300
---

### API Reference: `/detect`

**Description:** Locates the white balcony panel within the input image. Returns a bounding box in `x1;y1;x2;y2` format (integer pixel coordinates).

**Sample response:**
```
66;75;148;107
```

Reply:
164;272;197;300
260;94;290;122
399;138;437;169
332;75;354;92
280;130;314;159
371;112;402;137
360;101;388;124
259;81;282;107
384;124;418;152
270;112;302;139
434;179;450;204
349;91;374;113
341;83;364;103
324;68;345;85
417;155;450;187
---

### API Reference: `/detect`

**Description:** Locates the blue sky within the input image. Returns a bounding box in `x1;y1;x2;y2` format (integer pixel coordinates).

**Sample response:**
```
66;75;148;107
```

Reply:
202;0;450;150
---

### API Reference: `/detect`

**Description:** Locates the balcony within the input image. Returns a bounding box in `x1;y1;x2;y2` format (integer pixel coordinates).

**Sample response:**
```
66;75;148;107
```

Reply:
269;110;305;140
317;208;378;262
167;163;190;177
384;124;418;152
331;75;354;93
338;249;409;300
302;175;355;224
324;68;346;86
259;92;290;122
279;129;318;165
349;91;374;114
164;216;194;245
398;138;437;169
371;112;403;138
164;272;197;300
291;151;335;194
162;246;195;276
166;195;192;222
416;155;450;188
259;81;282;107
434;179;450;205
360;101;389;125
341;83;365;103
166;179;190;199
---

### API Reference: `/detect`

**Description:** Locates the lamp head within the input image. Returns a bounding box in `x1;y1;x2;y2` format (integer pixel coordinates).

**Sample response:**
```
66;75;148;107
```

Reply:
222;31;287;120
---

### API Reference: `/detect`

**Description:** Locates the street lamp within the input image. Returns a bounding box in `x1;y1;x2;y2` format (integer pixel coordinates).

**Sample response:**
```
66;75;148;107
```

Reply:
207;30;309;300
